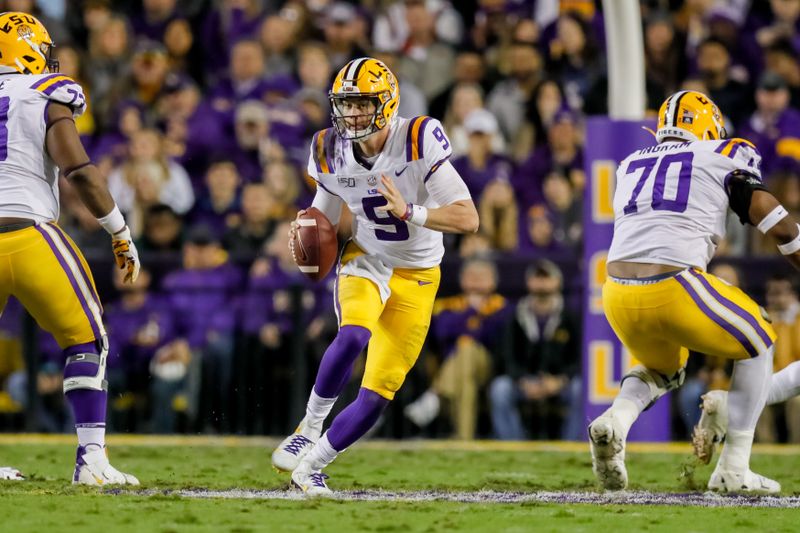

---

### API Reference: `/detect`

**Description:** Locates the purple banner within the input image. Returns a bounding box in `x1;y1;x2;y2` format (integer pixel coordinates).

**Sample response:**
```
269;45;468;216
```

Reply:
582;117;671;442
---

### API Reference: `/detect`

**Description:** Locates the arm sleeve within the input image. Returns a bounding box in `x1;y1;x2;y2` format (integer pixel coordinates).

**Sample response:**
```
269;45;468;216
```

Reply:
33;75;87;117
425;160;473;206
311;185;344;226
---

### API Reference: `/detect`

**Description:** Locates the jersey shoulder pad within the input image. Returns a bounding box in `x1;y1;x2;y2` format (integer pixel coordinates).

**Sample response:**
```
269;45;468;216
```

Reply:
308;127;337;177
404;116;452;166
713;137;762;177
29;74;87;117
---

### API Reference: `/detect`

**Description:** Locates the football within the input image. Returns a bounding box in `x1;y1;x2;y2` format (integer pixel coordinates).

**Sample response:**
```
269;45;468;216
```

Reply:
291;207;338;281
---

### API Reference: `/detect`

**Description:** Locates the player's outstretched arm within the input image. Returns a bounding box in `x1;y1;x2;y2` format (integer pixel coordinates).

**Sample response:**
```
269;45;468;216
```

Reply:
45;102;140;283
378;172;480;234
749;189;800;271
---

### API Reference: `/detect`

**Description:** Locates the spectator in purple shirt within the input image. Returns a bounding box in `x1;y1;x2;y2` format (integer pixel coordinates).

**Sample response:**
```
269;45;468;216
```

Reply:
160;226;243;432
739;72;800;177
200;0;269;81
189;160;243;237
206;39;268;124
130;0;181;42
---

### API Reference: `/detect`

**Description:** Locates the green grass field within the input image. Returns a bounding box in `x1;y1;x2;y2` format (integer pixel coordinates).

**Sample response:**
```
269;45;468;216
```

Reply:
0;436;799;532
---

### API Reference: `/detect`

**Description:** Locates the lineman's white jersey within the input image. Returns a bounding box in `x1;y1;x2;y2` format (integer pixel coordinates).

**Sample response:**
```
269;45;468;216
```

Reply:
307;116;471;269
608;138;762;271
0;73;87;222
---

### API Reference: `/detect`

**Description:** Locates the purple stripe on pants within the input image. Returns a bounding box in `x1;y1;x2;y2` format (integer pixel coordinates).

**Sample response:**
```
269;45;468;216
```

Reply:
47;223;102;311
675;274;758;357
35;226;101;342
687;270;773;349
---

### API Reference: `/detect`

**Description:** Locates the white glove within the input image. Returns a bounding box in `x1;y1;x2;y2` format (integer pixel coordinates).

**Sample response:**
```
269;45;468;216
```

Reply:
112;226;140;283
0;466;23;480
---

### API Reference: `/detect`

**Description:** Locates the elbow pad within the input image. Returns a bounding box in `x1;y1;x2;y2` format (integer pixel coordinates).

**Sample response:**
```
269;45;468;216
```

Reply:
725;169;768;225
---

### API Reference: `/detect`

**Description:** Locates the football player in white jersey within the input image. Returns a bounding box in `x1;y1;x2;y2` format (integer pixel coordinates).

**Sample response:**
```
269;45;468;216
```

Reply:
271;57;479;495
0;13;140;485
589;90;800;494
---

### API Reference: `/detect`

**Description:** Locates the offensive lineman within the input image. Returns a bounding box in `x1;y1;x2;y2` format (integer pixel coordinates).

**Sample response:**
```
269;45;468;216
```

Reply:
589;90;800;493
271;57;479;495
0;13;140;484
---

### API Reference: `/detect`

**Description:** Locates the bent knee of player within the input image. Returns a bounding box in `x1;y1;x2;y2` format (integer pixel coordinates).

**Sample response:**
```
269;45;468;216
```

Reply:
362;371;406;400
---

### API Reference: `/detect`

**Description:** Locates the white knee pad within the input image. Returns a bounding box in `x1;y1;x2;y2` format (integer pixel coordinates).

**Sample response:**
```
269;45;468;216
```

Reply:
621;364;686;411
63;336;109;393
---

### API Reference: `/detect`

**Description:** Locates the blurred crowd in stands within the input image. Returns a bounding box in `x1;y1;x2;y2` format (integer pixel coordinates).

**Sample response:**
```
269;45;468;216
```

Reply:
1;0;800;441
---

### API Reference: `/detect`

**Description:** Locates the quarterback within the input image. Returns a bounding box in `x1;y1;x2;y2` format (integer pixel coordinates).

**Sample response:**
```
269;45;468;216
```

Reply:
272;57;479;495
590;90;800;494
0;13;140;484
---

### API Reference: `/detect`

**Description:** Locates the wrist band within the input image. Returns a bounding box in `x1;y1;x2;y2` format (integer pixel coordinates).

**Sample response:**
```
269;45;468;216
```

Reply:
757;205;788;234
777;224;800;255
97;205;126;235
408;204;428;226
400;203;413;221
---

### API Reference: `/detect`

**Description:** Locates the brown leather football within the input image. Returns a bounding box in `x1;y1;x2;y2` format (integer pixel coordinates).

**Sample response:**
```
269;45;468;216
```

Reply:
291;207;338;281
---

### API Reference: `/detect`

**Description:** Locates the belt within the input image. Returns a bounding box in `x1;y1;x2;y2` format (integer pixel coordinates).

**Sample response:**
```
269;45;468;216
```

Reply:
609;269;686;286
0;220;35;233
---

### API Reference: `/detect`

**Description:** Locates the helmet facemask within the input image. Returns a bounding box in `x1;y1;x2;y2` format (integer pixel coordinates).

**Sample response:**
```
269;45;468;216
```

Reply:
330;93;389;141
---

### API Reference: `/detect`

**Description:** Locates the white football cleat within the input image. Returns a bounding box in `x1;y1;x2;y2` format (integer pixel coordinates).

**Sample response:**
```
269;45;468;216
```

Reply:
0;466;23;480
708;467;780;494
72;446;139;486
291;461;333;497
692;390;728;465
272;430;316;473
404;390;440;428
589;414;628;490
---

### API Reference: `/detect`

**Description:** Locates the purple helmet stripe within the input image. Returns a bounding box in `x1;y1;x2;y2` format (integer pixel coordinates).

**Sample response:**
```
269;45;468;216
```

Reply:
687;270;773;348
674;274;758;357
35;226;102;342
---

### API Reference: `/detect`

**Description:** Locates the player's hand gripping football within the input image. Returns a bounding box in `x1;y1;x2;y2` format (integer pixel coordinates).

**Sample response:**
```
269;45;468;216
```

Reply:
377;175;408;219
288;209;307;263
112;226;141;283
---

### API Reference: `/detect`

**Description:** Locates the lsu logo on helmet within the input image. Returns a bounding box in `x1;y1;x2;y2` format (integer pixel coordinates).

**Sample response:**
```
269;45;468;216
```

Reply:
329;57;400;140
656;90;726;143
0;11;58;75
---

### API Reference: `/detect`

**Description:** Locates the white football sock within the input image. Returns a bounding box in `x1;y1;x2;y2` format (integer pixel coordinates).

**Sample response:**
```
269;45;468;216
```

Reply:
605;375;653;439
76;426;105;451
302;433;339;471
767;360;800;405
719;346;773;471
302;388;337;439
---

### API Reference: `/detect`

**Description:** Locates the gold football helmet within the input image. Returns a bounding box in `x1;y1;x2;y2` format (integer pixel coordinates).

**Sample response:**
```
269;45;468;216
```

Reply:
329;57;399;140
656;90;726;143
0;12;58;74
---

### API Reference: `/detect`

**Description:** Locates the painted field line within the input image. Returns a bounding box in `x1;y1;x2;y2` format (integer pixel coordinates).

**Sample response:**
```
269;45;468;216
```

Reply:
109;488;800;509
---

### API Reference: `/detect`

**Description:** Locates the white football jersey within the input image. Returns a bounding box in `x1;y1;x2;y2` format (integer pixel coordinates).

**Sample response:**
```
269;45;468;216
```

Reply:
307;116;470;269
0;73;87;222
608;138;762;270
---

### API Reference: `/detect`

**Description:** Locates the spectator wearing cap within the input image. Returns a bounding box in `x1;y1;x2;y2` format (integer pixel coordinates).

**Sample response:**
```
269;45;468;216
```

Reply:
694;37;753;130
104;40;171;125
321;2;369;71
489;260;581;440
518;204;567;254
512;108;584;217
394;0;456;101
236;221;335;433
201;0;267;80
739;72;800;177
487;40;544;144
159;73;227;180
189;160;243;237
161;225;244;432
229;99;272;181
130;0;181;42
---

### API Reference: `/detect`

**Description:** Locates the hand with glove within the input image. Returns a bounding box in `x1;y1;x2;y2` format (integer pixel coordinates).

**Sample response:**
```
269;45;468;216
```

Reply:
111;225;140;283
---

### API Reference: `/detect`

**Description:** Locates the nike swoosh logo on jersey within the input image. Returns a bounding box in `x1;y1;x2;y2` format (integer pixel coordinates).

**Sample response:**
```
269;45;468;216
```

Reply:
395;166;409;176
418;280;433;286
